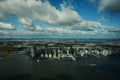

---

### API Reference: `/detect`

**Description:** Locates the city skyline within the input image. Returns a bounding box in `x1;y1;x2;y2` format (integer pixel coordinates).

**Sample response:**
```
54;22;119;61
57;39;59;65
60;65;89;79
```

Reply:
0;0;120;39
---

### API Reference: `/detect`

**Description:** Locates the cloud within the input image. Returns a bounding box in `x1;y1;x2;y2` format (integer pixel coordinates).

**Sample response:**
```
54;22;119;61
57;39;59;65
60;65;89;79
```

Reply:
19;17;44;31
1;25;119;39
0;0;119;39
69;20;104;31
19;17;32;26
98;16;113;21
4;29;67;38
89;0;97;4
98;0;120;14
19;17;36;31
108;29;120;34
0;0;108;31
0;32;5;36
36;25;43;31
43;27;72;35
0;22;15;30
0;0;81;26
4;27;71;37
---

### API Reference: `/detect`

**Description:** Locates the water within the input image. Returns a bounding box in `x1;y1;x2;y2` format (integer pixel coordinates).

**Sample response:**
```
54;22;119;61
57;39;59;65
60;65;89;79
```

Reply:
0;54;120;80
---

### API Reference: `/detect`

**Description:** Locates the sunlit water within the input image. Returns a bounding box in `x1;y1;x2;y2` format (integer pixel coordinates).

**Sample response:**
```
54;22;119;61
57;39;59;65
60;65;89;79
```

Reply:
0;54;120;80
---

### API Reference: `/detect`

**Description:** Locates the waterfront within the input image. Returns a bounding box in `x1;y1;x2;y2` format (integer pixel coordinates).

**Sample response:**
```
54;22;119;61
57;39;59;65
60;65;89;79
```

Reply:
0;53;120;80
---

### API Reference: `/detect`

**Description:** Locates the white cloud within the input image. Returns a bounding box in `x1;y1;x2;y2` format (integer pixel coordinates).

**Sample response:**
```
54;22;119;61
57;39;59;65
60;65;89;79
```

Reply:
89;0;97;4
19;17;35;31
98;16;113;21
0;32;5;36
36;25;43;31
1;25;119;38
0;0;108;31
19;17;32;26
69;20;104;31
98;0;120;14
0;22;15;30
43;27;72;35
0;0;119;39
0;0;81;26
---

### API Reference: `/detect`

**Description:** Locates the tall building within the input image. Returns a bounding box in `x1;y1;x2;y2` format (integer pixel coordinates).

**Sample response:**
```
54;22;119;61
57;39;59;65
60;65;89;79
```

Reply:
30;45;37;58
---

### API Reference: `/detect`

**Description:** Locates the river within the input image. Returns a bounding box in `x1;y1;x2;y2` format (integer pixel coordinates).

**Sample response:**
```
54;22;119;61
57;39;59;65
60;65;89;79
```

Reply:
0;53;120;80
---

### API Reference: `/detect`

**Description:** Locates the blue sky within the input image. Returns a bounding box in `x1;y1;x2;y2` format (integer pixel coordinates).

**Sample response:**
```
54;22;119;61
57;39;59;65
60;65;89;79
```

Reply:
0;0;120;39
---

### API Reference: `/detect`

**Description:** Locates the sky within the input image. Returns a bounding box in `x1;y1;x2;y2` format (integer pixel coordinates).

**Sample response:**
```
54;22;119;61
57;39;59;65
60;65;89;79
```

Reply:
0;0;120;39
